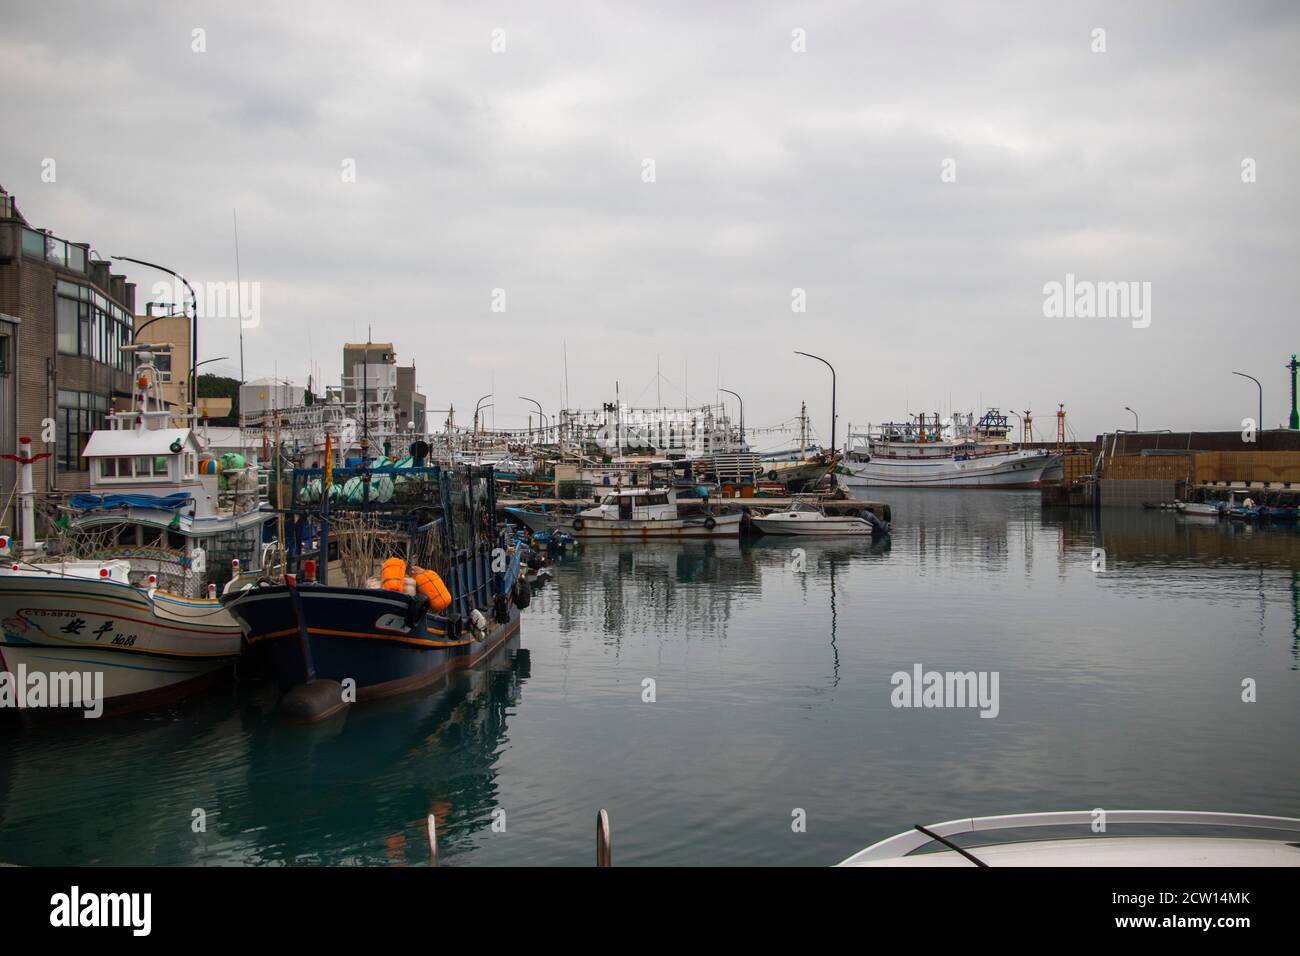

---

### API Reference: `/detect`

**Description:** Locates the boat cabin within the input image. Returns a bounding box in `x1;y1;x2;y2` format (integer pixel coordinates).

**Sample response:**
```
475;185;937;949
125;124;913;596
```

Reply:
584;487;679;521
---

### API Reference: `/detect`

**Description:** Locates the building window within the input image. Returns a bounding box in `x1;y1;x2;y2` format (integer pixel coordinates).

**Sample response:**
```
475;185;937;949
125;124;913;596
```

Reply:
0;334;9;374
56;295;78;354
56;281;133;369
56;389;109;472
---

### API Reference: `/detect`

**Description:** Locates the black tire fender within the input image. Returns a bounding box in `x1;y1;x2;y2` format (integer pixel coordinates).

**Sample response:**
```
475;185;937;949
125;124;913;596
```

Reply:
404;593;431;628
704;516;717;530
513;575;532;609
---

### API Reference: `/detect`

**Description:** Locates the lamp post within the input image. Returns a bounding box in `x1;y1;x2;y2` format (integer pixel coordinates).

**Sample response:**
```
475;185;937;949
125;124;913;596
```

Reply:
112;255;197;409
519;396;547;442
1008;410;1023;449
192;357;229;421
474;394;493;434
1124;406;1139;431
1231;371;1263;431
794;351;836;455
719;388;745;447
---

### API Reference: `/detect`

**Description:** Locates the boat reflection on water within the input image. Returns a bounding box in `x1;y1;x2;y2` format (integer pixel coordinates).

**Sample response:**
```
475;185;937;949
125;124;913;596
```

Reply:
225;636;529;865
0;637;529;866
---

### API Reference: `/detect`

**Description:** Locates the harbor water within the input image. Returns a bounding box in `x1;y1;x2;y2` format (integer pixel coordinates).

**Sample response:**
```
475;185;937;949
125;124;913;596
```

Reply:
2;491;1298;865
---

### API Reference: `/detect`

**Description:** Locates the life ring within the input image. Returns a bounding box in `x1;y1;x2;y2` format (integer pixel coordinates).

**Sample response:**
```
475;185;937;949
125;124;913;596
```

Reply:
572;517;585;531
704;516;717;530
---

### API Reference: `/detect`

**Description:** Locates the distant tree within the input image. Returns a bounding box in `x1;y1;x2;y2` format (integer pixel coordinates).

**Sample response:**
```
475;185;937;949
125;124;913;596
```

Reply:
197;373;240;426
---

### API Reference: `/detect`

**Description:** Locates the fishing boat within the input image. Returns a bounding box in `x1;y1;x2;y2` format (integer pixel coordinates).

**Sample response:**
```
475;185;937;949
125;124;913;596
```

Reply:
838;410;1059;489
839;810;1300;866
219;462;531;720
0;345;273;717
750;501;889;537
512;487;742;539
1175;500;1223;517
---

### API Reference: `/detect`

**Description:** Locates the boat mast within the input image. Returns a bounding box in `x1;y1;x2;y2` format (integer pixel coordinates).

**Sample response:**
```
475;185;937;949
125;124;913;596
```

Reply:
800;402;807;458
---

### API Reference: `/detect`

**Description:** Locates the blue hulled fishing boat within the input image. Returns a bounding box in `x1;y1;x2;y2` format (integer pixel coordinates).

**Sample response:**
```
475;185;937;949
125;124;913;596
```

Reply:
220;460;531;720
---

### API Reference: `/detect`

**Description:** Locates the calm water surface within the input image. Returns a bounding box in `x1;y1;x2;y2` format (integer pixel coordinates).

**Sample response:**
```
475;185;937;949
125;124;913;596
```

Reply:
2;492;1298;865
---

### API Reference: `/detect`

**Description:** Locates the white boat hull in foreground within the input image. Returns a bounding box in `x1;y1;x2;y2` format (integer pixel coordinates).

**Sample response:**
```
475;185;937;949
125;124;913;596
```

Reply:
839;810;1300;867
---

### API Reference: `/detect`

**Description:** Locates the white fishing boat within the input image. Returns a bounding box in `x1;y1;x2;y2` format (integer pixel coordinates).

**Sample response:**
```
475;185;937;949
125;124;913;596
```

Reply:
750;501;888;537
839;410;1059;490
839;810;1300;866
1175;500;1223;517
516;487;741;539
0;345;273;717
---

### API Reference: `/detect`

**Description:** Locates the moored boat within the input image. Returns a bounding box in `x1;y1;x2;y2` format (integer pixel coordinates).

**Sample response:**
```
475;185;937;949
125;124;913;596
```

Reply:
839;410;1059;490
0;345;273;718
515;487;742;539
750;501;889;536
839;810;1300;866
220;462;531;720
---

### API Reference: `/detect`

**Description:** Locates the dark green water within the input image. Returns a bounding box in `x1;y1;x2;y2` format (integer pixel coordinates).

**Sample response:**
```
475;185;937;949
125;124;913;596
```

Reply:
2;492;1298;865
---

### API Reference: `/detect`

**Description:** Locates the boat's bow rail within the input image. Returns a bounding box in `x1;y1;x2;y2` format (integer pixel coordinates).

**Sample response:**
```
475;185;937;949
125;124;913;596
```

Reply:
839;810;1300;866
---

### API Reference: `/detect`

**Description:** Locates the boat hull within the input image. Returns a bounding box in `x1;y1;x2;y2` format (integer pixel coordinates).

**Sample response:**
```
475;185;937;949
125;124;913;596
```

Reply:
750;515;877;536
549;512;743;539
838;450;1059;489
220;584;521;701
504;506;560;533
0;572;241;716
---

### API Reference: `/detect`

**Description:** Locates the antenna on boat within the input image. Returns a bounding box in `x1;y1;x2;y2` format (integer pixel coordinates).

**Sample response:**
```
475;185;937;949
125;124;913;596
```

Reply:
233;208;245;385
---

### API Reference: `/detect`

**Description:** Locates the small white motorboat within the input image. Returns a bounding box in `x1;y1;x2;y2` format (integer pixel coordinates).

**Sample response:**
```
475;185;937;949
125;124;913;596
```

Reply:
750;501;889;536
1175;500;1223;517
532;487;742;539
839;810;1300;866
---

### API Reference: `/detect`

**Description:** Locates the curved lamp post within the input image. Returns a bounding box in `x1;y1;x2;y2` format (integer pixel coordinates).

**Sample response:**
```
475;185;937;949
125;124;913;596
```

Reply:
719;388;745;445
474;393;493;434
112;255;197;409
519;395;547;441
1231;371;1263;431
794;351;836;455
1124;406;1139;431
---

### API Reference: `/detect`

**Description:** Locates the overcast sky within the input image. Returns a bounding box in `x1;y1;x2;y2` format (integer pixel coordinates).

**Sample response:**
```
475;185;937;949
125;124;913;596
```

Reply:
2;1;1297;446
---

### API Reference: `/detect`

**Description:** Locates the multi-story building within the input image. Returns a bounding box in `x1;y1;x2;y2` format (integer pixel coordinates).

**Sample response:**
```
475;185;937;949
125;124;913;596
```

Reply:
0;186;137;533
341;342;426;436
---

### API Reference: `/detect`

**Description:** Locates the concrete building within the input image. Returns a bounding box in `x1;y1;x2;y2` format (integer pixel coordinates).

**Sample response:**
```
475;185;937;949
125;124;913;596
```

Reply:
341;342;425;435
0;186;137;533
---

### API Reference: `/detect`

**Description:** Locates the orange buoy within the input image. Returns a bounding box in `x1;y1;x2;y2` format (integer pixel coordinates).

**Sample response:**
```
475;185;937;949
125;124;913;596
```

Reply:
380;557;407;592
411;566;452;611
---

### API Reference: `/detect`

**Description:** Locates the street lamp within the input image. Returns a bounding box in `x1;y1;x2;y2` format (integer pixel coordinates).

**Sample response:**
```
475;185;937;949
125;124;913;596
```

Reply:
112;255;198;409
1231;372;1263;431
1124;406;1139;431
519;396;547;442
719;388;745;446
794;351;837;455
473;394;493;434
1008;410;1023;449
